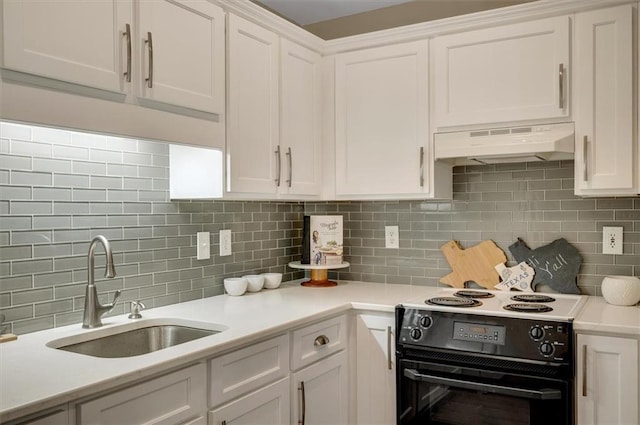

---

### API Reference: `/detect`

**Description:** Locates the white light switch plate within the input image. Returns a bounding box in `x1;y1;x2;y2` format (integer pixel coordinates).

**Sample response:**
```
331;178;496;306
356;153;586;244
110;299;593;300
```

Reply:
602;226;623;255
197;232;210;260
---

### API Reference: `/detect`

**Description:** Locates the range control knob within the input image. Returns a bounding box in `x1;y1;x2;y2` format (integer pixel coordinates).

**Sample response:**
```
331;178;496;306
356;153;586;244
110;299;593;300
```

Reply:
409;328;423;341
539;342;555;357
419;316;433;329
529;325;545;341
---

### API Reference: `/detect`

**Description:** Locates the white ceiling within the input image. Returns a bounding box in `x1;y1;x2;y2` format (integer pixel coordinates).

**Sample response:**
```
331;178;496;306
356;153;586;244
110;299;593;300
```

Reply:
258;0;414;25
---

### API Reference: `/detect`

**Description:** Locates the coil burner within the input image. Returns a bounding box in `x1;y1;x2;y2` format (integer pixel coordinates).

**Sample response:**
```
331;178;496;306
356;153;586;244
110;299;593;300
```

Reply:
510;294;556;303
503;303;553;313
454;290;495;299
426;297;482;308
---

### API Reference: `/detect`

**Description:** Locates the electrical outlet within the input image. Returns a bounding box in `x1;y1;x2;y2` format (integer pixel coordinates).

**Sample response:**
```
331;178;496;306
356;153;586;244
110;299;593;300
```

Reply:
602;226;623;255
385;225;399;249
220;229;232;256
196;232;210;260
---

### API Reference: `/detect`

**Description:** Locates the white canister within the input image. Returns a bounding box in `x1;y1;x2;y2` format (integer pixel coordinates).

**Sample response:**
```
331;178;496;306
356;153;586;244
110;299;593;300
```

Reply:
601;275;640;306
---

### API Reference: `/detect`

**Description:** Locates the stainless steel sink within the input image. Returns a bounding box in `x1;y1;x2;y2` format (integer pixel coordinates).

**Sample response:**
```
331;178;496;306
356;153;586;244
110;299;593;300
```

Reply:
47;319;227;358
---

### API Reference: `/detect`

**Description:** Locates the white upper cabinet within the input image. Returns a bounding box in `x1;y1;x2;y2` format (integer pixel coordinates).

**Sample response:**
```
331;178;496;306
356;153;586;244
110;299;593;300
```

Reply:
334;40;433;198
279;38;323;197
137;0;225;114
2;0;131;93
574;4;636;196
227;16;322;199
227;13;280;196
2;0;225;115
432;16;570;128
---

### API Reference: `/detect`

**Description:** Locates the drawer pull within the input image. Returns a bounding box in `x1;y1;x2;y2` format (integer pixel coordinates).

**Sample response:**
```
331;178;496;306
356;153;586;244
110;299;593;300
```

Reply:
314;335;330;347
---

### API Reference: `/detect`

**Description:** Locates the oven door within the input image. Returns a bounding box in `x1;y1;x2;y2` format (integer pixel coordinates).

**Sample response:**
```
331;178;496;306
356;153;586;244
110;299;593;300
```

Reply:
398;359;572;425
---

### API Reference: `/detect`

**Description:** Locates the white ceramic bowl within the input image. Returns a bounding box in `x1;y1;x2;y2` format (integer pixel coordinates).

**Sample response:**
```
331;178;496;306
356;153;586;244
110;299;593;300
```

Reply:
601;275;640;306
243;274;265;292
224;277;248;296
262;273;283;289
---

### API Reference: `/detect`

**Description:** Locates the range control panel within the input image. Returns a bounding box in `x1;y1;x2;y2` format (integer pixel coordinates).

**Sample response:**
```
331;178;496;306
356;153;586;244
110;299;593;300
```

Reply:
453;321;505;345
396;306;573;363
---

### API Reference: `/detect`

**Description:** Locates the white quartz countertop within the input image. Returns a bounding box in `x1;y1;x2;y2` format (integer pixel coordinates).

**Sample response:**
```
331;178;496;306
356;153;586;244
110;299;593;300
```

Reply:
1;280;638;422
573;295;640;336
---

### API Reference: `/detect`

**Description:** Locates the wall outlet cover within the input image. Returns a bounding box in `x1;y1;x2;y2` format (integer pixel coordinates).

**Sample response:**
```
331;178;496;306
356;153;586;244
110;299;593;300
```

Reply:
220;229;232;256
602;226;623;255
385;225;399;249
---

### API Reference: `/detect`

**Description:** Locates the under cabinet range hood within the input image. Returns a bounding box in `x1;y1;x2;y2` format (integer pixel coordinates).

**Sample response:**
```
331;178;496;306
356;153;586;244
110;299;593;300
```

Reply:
434;122;575;165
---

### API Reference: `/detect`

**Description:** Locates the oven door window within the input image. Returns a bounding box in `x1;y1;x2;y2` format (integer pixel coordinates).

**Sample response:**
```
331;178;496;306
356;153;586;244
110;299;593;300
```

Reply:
398;360;571;425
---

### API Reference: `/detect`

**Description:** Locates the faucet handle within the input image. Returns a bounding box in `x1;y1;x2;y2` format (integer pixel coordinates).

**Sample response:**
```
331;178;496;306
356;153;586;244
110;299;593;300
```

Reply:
106;290;121;312
128;300;146;319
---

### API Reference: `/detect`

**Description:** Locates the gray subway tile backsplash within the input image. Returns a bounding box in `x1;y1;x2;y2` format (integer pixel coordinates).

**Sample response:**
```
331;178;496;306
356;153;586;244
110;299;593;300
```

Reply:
1;121;640;335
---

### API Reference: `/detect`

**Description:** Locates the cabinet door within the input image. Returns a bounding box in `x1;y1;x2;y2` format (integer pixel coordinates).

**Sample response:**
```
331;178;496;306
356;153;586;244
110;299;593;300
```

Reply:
280;39;322;197
335;40;428;197
137;0;225;114
432;16;569;127
291;351;348;425
209;378;290;425
227;14;279;195
78;363;206;425
576;334;639;425
356;314;395;425
574;5;635;195
2;0;131;93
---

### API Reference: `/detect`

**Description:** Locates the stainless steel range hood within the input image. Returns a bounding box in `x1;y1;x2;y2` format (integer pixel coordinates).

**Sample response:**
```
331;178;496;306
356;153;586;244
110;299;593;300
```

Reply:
434;122;574;165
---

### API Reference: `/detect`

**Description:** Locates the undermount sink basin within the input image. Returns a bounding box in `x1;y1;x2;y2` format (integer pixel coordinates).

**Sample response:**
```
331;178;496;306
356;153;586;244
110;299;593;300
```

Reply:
47;319;227;358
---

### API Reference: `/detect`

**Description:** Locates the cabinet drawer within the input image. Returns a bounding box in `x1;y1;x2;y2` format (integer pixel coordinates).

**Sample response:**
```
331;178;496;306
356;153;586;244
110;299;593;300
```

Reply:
77;363;206;425
209;377;290;425
209;334;289;407
291;315;348;371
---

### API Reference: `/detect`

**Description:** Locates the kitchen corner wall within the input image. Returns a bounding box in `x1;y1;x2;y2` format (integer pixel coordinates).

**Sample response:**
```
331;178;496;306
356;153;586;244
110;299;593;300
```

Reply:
1;122;639;335
0;122;304;335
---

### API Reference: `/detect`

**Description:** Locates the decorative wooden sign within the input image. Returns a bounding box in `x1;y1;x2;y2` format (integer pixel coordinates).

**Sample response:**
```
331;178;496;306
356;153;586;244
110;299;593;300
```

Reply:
494;262;535;292
440;240;507;289
509;238;582;294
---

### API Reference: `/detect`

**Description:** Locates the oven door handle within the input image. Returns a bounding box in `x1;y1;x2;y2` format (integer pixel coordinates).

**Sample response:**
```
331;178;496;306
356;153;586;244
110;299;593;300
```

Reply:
403;369;562;400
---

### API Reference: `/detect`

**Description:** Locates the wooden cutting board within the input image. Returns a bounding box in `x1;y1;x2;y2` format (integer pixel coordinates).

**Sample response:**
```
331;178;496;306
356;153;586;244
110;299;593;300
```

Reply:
440;240;507;289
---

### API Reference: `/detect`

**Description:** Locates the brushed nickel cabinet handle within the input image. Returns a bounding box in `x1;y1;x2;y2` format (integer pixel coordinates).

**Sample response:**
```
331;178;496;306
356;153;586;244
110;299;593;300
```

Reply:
559;63;564;109
274;145;281;186
145;32;153;88
387;325;393;370
419;147;425;187
123;23;131;82
314;334;329;347
583;136;589;182
582;344;588;397
286;147;292;188
298;381;306;425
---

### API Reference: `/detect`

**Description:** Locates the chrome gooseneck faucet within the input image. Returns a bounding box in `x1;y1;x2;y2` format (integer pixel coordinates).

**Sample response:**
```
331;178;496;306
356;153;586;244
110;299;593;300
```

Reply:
82;235;121;328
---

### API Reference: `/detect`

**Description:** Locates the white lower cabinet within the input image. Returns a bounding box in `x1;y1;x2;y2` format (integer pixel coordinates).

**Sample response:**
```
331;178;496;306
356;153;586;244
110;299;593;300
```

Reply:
208;378;290;425
355;313;395;425
576;333;639;425
290;315;349;425
291;351;349;425
77;363;206;425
